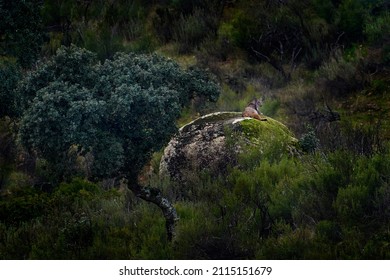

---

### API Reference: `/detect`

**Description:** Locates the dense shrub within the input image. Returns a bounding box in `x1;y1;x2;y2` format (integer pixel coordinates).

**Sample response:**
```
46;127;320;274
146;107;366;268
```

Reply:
0;59;21;118
41;0;154;58
364;11;390;45
337;0;367;42
171;147;390;259
1;146;390;259
299;125;320;153
172;8;214;54
0;177;173;259
0;185;47;225
0;118;17;190
0;0;45;67
316;49;364;96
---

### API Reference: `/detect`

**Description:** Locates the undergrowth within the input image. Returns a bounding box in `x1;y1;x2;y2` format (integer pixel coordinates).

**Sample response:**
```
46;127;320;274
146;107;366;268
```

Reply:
2;143;390;259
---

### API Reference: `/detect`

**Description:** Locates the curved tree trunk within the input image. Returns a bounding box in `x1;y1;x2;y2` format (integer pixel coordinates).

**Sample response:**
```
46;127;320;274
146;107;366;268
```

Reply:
129;182;179;241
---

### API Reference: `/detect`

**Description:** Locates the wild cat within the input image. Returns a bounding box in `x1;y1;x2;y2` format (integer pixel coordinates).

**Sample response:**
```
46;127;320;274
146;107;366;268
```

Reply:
242;98;267;121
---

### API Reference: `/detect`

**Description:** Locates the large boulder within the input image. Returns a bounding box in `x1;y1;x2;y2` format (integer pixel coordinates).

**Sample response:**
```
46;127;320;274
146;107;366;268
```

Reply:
159;112;297;185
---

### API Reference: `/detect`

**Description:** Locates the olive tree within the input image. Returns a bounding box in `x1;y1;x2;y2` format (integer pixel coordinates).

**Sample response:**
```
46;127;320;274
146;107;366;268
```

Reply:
18;45;220;239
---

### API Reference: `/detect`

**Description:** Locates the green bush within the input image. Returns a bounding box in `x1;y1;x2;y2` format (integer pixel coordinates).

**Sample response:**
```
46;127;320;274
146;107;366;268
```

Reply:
261;99;280;118
173;202;229;259
2;148;390;259
299;125;319;153
172;8;215;54
335;184;370;222
80;23;125;60
364;11;390;45
0;117;17;189
0;185;48;225
316;220;341;243
0;0;44;67
337;0;366;42
55;178;101;200
0;59;21;118
316;50;363;96
257;223;313;259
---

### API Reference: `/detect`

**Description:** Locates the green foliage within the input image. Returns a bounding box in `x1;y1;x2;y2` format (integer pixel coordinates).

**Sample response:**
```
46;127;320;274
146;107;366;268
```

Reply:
219;9;256;49
152;0;222;46
0;184;48;225
370;79;389;95
17;46;98;110
41;0;154;58
218;0;333;72
2;146;390;259
0;59;21;118
0;0;44;67
55;178;101;199
312;0;337;23
257;224;313;259
169;147;390;259
213;0;389;72
316;49;363;96
0;177;174;259
0;117;17;189
335;184;370;222
299;125;319;153
261;99;280;117
172;8;214;54
126;34;157;54
18;46;220;181
80;23;125;60
364;11;390;45
338;0;367;42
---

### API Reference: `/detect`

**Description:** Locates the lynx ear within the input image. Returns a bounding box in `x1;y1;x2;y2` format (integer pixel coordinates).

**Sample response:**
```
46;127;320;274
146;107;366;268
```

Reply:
259;96;265;103
256;96;265;105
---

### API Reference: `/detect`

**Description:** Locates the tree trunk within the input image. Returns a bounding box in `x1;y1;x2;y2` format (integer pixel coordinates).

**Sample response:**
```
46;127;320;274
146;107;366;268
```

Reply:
129;182;179;241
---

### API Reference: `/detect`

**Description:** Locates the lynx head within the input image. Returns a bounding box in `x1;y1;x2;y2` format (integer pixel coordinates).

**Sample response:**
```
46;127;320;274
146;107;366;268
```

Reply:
248;97;265;112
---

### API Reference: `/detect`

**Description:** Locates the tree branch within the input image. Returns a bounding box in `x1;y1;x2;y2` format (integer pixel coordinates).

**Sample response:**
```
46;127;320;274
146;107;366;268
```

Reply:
129;182;179;241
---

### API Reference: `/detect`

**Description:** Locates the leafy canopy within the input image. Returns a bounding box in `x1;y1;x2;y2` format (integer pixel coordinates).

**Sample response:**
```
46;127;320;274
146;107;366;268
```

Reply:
18;45;220;180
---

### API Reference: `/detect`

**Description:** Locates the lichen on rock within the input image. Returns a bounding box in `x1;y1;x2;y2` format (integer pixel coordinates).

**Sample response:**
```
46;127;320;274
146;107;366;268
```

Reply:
159;112;297;185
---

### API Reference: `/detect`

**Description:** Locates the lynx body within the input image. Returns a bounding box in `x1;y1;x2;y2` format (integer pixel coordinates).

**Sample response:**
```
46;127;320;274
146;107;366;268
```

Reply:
242;98;267;121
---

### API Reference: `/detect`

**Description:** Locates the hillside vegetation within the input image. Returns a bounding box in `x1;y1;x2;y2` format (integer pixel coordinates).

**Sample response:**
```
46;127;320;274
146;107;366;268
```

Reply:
0;0;389;259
